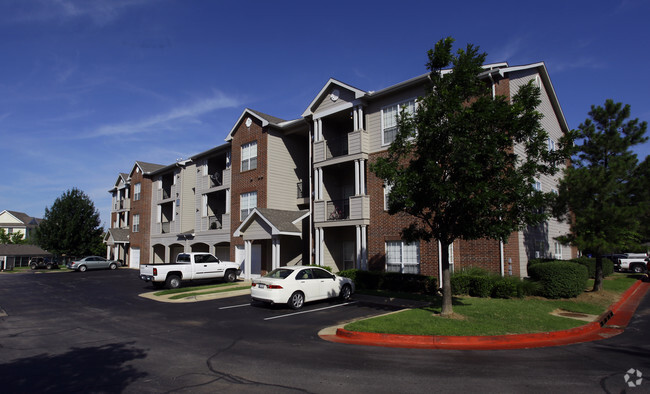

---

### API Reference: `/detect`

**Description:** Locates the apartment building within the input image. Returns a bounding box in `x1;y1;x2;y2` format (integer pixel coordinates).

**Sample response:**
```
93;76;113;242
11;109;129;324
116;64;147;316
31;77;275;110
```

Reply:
106;61;575;279
0;210;41;241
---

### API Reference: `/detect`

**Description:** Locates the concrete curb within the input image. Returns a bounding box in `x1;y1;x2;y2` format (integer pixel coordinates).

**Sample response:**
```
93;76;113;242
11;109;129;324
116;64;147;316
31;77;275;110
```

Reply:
321;280;649;350
139;281;251;303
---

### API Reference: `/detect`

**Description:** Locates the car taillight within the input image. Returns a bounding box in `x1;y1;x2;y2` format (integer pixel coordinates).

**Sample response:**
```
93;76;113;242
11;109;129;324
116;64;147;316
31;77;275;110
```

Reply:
153;268;157;276
251;283;256;287
268;285;283;289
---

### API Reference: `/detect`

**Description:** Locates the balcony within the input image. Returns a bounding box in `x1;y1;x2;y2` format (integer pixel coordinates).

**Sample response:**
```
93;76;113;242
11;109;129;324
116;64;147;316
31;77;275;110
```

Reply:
313;130;368;164
203;214;229;232
314;195;369;224
161;222;171;234
207;168;231;189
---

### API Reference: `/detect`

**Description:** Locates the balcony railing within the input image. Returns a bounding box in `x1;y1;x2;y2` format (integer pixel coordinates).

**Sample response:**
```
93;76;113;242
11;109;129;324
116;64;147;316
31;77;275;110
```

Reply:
326;199;350;221
296;182;308;199
326;136;348;159
161;222;171;234
208;215;222;230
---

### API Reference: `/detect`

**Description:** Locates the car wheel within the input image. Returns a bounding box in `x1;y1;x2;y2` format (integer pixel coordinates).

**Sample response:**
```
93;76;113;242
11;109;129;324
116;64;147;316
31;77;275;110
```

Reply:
632;264;645;273
46;263;53;270
109;263;117;270
288;291;304;310
166;275;181;289
340;284;352;301
224;270;236;283
78;265;87;272
30;263;37;270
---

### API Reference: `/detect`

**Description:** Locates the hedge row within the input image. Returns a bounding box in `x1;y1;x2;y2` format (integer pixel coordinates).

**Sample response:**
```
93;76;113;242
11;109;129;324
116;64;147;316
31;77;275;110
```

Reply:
528;261;588;298
450;273;535;299
528;257;614;279
337;269;437;294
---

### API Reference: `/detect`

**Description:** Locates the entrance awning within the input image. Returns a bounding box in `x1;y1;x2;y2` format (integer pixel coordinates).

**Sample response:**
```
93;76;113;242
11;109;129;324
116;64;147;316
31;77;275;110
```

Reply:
233;208;309;239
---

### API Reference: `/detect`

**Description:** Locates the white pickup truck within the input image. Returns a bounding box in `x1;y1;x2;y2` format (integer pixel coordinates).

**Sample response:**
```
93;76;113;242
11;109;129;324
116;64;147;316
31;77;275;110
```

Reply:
139;252;242;289
615;253;648;273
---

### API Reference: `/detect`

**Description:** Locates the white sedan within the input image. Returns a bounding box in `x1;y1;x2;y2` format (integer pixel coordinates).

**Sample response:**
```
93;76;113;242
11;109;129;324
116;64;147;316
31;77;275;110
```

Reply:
251;266;354;309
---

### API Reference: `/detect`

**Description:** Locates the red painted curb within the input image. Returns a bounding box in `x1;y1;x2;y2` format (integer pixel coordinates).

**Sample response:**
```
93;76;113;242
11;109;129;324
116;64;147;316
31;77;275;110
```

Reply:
328;280;649;350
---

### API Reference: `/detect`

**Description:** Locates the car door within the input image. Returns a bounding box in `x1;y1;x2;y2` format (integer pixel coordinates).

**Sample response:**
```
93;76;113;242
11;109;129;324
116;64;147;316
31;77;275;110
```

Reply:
295;269;320;301
312;268;337;299
193;254;224;280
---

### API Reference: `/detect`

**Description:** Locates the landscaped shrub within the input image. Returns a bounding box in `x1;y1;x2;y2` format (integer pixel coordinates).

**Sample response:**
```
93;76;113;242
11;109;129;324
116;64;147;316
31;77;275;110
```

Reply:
451;273;473;295
336;269;437;294
570;257;614;278
490;277;520;299
528;261;588;299
469;275;494;297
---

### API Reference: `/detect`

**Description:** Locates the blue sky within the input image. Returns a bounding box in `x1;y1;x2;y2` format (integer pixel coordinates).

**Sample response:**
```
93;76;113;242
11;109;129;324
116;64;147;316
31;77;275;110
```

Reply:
1;0;649;227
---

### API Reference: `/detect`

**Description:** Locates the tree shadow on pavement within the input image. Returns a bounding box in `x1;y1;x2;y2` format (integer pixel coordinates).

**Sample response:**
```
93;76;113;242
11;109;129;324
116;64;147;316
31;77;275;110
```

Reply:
0;341;148;393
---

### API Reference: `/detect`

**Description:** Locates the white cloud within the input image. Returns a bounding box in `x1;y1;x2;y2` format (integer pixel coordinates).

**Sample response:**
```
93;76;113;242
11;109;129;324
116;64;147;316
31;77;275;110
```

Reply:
87;91;240;138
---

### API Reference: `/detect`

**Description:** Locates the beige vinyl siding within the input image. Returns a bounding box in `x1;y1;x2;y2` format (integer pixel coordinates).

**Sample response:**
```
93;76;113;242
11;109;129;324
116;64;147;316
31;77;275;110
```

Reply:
267;130;307;210
509;69;572;275
180;163;196;233
312;86;356;115
242;218;272;240
366;85;426;153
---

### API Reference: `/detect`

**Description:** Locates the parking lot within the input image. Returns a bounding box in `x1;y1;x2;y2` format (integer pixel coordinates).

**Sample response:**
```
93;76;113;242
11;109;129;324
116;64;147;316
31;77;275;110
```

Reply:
1;268;649;393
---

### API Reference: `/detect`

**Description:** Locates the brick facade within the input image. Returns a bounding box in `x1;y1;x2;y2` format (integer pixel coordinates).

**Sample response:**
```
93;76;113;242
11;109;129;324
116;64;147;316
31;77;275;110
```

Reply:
128;167;154;265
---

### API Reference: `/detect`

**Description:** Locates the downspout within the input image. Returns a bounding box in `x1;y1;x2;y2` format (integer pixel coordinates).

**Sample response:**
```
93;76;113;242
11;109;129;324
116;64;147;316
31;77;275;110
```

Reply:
309;121;313;264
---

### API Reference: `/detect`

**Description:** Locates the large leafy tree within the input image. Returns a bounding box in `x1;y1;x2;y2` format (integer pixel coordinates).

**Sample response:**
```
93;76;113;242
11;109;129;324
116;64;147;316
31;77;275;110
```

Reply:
35;188;104;258
371;37;572;316
554;100;648;291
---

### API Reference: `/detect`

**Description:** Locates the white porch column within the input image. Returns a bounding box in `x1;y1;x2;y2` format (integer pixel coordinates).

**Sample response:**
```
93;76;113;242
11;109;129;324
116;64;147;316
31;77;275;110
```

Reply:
272;236;280;270
319;228;325;267
353;106;359;130
225;189;231;213
354;160;360;195
359;159;366;195
106;245;111;259
245;240;252;280
358;106;364;130
361;225;368;270
356;225;362;270
314;228;320;265
317;168;323;200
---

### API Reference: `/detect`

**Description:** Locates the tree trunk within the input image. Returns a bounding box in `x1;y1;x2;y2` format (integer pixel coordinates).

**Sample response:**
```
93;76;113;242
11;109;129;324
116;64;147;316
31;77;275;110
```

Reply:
440;241;453;317
592;254;603;292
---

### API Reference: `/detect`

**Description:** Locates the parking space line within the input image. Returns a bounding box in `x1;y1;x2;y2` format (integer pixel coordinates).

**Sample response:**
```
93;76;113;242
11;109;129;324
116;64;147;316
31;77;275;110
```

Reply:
263;301;357;321
219;303;251;310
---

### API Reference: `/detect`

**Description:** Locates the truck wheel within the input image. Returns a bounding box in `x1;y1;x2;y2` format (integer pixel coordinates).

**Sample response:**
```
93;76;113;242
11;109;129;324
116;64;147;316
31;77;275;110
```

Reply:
632;264;645;273
166;275;181;289
30;263;37;270
46;263;53;269
224;270;237;283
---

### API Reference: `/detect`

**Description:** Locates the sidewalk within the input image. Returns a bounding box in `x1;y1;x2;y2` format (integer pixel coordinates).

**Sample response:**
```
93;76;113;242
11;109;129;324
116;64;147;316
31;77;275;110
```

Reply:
319;280;650;350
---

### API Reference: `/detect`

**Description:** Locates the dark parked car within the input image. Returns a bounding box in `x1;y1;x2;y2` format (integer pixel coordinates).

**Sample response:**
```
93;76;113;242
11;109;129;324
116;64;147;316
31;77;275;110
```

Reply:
29;257;58;270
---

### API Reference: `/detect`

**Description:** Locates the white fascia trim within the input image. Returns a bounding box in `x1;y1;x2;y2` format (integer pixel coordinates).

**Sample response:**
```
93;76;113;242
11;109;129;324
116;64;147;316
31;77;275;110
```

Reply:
232;208;279;237
226;109;270;141
302;78;367;117
276;231;302;237
291;211;311;225
312;101;356;120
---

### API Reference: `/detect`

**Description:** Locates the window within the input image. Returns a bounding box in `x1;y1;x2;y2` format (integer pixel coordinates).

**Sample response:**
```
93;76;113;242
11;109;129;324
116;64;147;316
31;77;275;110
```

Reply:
384;183;393;211
554;242;563;259
133;214;140;233
533;179;542;192
134;183;141;201
241;141;258;171
382;99;416;145
240;191;257;220
385;240;420;274
548;138;555;152
7;228;13;234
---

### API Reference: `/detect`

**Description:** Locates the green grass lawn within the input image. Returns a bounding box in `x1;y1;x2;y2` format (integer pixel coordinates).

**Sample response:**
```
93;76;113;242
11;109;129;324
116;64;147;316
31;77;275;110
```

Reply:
345;273;640;336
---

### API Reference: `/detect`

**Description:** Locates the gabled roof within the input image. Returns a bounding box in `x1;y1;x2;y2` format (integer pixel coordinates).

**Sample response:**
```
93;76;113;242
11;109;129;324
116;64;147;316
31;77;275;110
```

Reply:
134;161;166;175
190;142;231;160
302;78;367;118
233;208;309;237
0;210;41;227
104;228;130;243
109;173;130;192
0;244;50;256
226;108;303;141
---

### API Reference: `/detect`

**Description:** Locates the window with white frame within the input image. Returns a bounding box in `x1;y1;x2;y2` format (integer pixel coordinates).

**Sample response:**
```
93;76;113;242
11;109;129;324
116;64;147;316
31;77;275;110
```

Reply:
134;182;141;201
382;99;416;145
383;182;393;211
548;137;556;152
241;141;258;171
385;240;420;274
240;191;257;220
533;179;542;192
133;214;140;233
554;242;562;259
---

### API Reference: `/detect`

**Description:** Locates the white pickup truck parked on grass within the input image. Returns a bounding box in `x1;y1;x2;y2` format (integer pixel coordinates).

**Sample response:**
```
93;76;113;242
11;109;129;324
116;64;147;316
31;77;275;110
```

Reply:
139;252;242;289
615;253;649;273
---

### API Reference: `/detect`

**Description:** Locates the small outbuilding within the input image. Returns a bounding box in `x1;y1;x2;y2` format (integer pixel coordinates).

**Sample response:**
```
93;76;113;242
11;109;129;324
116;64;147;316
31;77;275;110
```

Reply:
0;244;51;270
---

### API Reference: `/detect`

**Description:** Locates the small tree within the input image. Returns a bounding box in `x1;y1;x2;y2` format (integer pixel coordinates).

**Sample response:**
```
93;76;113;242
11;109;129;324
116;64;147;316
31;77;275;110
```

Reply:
35;188;104;258
0;229;10;244
371;37;572;316
555;100;648;290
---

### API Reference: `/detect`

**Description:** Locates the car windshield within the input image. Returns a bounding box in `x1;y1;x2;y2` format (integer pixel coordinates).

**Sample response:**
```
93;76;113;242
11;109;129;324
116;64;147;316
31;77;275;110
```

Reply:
264;269;293;279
